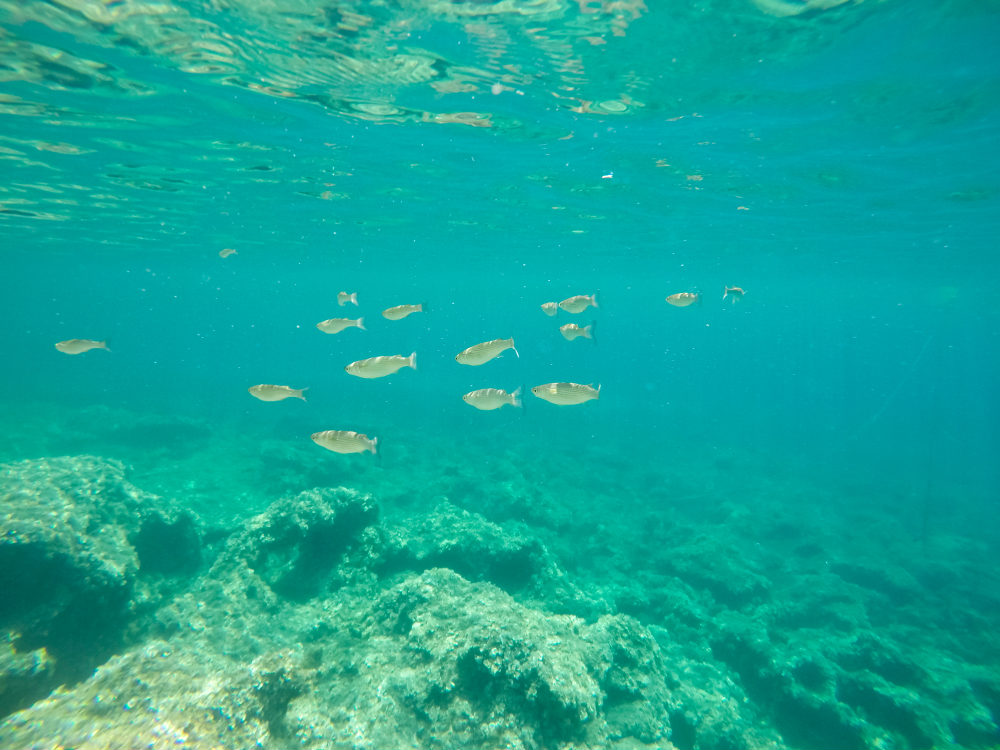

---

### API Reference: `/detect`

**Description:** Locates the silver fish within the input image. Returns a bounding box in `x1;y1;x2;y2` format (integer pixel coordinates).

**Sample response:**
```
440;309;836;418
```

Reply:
531;382;601;405
455;338;518;366
337;291;358;306
462;387;522;411
558;293;598;314
317;317;365;334
559;322;595;342
55;339;108;355
665;292;700;307
382;303;424;321
249;384;307;402
723;286;745;303
311;430;378;455
345;352;417;379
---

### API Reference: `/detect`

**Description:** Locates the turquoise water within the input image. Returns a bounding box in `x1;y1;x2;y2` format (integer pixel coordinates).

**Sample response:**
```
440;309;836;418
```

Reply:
1;0;999;748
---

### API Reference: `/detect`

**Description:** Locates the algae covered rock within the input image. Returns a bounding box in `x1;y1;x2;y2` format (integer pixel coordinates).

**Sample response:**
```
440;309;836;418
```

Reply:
380;502;611;621
212;485;380;601
0;639;275;750
284;567;675;749
0;456;201;715
6;456;996;750
2;494;679;750
0;632;54;721
382;501;552;591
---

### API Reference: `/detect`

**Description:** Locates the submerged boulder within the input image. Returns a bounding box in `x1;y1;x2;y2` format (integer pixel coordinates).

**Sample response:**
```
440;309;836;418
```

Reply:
211;485;380;601
381;501;552;591
0;456;201;717
1;482;680;750
288;567;675;749
380;502;611;620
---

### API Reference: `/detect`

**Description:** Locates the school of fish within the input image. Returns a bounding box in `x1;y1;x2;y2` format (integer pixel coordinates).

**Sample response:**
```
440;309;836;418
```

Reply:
57;280;743;458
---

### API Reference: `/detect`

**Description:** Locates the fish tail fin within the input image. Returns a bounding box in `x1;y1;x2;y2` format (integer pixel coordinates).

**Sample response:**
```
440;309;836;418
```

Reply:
421;301;430;313
100;340;110;352
723;286;729;301
357;317;366;330
370;436;379;455
587;321;597;343
351;292;358;306
511;339;520;358
297;387;309;401
512;386;523;408
696;293;703;307
409;351;417;370
592;291;600;309
596;383;602;398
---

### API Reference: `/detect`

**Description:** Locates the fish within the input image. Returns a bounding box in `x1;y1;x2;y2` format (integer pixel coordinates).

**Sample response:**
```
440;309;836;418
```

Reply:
55;339;108;355
316;317;365;334
338;291;358;306
666;292;700;307
382;303;425;321
248;384;307;402
218;248;237;258
558;293;598;314
311;430;378;455
531;382;601;405
345;352;417;379
541;302;558;317
559;322;595;342
462;387;522;410
723;286;745;303
455;338;518;366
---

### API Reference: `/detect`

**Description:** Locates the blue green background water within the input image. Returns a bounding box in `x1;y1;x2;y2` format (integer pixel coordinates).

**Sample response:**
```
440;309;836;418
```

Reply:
4;0;998;503
1;0;999;744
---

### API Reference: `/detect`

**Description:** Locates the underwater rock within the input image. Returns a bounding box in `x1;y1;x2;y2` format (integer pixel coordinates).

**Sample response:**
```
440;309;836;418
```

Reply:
4;463;998;749
211;486;380;602
129;506;202;577
0;456;202;717
0;639;278;750
381;501;611;620
381;501;551;591
3;542;677;750
289;567;675;749
651;532;771;609
150;486;382;664
705;592;1000;750
0;632;54;721
3;569;676;749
